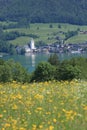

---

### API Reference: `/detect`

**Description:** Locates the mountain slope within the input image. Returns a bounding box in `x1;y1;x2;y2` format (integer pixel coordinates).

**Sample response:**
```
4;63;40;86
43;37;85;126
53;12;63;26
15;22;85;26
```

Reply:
0;0;87;25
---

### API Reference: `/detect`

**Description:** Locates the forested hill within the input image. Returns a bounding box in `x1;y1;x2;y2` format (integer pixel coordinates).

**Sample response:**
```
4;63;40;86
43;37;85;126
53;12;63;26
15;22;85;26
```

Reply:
0;0;87;25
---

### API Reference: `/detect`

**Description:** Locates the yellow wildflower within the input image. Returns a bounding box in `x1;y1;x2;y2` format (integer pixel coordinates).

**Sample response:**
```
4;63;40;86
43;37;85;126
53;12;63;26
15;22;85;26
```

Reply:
49;125;54;130
32;124;37;130
53;118;57;123
36;107;43;111
62;109;77;120
34;94;44;100
19;127;26;130
83;105;87;110
4;123;11;127
1;128;5;130
16;94;22;99
12;104;18;110
39;125;43;129
0;114;3;118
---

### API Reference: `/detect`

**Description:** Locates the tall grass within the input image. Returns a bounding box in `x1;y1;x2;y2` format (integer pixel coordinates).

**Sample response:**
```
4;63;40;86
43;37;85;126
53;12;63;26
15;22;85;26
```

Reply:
0;80;87;130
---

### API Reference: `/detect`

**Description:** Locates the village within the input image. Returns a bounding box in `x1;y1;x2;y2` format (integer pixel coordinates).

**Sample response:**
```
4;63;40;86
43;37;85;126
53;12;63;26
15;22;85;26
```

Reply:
16;38;87;55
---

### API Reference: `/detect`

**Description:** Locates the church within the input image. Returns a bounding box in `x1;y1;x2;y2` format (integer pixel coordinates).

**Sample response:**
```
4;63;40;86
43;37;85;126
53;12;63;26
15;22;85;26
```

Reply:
24;39;36;53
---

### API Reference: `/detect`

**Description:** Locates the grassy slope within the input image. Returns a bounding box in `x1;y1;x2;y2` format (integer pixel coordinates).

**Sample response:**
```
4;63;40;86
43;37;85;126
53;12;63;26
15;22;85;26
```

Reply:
0;80;87;130
66;34;87;44
0;21;17;26
5;23;87;45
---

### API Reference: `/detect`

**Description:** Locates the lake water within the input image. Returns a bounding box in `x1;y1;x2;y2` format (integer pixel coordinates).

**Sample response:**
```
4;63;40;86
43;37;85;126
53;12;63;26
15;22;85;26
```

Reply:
2;52;87;72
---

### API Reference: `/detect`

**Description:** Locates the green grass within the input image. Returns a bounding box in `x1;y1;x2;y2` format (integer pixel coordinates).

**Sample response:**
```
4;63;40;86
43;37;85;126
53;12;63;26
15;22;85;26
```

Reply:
0;80;87;130
5;23;87;45
66;34;87;44
0;21;17;26
9;36;31;45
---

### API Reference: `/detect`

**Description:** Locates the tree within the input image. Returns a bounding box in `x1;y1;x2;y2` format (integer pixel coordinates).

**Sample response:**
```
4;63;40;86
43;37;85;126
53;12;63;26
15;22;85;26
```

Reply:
58;24;61;28
0;63;12;82
31;62;55;82
0;0;87;25
69;57;87;79
56;60;81;81
36;40;46;47
20;48;25;55
6;59;30;83
18;18;29;28
65;30;78;40
49;24;53;28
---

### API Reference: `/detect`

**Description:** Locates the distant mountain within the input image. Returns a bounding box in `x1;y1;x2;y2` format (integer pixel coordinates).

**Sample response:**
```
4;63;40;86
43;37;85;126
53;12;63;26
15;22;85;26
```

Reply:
0;0;87;25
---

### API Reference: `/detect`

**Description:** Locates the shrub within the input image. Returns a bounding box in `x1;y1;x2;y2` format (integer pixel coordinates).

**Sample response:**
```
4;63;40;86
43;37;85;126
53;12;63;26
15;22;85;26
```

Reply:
31;62;55;82
0;63;12;82
56;62;81;81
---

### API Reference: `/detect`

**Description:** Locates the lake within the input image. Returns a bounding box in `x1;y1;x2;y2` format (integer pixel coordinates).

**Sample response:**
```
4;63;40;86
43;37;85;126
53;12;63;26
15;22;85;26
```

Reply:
2;52;87;72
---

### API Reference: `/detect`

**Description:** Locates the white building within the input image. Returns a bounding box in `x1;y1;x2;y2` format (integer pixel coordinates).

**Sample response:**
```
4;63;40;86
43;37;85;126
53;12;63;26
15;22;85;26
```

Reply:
24;45;31;53
24;39;36;53
30;38;36;50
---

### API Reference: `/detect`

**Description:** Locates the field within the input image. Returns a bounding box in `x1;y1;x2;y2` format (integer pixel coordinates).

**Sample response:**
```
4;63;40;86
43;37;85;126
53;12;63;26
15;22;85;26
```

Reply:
5;23;87;45
66;34;87;44
0;80;87;130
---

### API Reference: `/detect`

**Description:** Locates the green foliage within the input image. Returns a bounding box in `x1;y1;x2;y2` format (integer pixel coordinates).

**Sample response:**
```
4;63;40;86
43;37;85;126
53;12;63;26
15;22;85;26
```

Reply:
7;60;30;83
49;24;53;28
1;57;87;83
31;62;55;82
0;28;18;54
20;48;26;55
0;61;12;82
0;0;87;25
57;63;81;81
2;31;28;41
29;57;87;82
65;30;78;40
0;59;30;82
17;18;30;28
58;24;61;28
28;34;39;39
55;57;87;81
12;63;29;82
69;57;87;79
35;40;47;47
0;40;16;54
77;27;80;32
3;31;20;40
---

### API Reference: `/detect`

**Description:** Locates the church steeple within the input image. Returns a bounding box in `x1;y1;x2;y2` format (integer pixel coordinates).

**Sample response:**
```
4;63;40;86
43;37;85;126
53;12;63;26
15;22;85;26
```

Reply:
30;38;35;50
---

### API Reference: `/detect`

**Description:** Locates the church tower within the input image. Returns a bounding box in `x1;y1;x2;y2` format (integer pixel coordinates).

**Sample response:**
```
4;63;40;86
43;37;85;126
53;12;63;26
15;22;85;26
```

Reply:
30;38;35;50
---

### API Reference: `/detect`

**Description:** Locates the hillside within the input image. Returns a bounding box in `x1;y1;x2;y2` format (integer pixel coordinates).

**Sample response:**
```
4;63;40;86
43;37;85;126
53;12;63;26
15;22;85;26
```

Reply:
0;0;87;25
7;23;87;45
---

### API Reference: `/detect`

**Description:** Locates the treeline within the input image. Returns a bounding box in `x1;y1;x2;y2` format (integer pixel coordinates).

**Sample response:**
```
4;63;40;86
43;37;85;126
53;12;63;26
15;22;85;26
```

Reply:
31;54;86;82
0;54;87;83
0;26;17;54
0;0;87;25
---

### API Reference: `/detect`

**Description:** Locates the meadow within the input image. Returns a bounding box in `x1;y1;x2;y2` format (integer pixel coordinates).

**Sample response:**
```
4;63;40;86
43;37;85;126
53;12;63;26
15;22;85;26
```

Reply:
5;23;87;45
0;80;87;130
